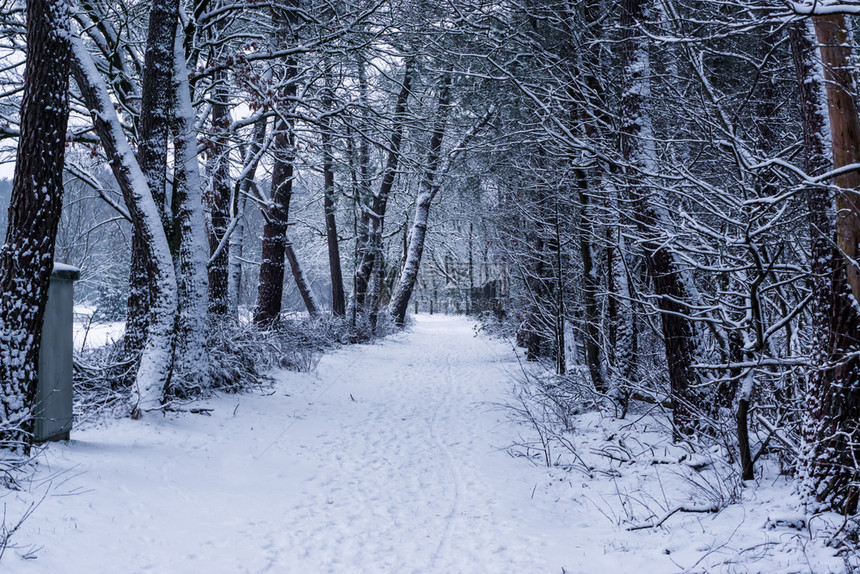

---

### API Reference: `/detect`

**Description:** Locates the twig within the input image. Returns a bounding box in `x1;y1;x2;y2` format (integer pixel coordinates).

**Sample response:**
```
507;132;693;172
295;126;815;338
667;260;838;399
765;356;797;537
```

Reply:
627;504;719;531
162;407;214;416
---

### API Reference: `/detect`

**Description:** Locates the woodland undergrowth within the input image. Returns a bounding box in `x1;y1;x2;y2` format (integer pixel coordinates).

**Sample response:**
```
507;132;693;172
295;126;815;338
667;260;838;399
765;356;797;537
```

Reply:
482;315;860;571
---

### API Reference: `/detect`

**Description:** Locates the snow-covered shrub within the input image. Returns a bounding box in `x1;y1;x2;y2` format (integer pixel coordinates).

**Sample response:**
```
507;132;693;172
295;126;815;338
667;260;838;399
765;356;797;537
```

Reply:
198;318;266;395
250;315;347;373
473;308;516;341
345;309;406;344
73;341;136;423
73;313;352;415
174;314;344;396
504;367;595;475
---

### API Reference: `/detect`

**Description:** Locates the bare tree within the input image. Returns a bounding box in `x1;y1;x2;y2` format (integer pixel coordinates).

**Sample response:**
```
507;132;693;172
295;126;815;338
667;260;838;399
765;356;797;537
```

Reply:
71;36;178;415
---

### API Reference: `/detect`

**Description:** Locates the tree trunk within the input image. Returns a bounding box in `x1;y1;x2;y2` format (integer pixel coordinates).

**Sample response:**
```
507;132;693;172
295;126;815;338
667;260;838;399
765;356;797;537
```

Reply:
71;37;178;415
255;204;290;325
552;195;566;376
228;119;267;316
285;235;319;316
814;15;860;303
389;75;450;326
737;391;753;480
575;0;607;392
138;0;178;233
353;60;413;314
170;29;210;393
123;232;150;358
620;0;696;438
254;2;299;326
520;233;548;361
350;59;375;314
123;0;179;363
0;0;71;449
797;14;860;515
610;220;635;416
321;71;345;316
206;69;233;316
227;193;247;315
576;169;605;391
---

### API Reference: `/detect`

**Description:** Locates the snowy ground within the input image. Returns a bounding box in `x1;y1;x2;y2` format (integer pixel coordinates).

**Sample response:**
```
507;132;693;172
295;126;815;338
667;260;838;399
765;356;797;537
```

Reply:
73;305;124;351
1;315;849;573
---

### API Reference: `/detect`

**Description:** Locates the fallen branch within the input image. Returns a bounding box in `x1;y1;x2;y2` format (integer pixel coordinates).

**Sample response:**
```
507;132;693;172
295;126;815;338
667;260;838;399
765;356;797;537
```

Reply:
754;413;799;457
628;391;674;409
163;407;214;416
142;403;215;416
627;504;719;531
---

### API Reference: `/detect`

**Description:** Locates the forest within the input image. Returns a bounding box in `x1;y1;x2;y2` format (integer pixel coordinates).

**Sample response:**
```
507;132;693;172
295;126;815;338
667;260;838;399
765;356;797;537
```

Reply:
0;0;859;570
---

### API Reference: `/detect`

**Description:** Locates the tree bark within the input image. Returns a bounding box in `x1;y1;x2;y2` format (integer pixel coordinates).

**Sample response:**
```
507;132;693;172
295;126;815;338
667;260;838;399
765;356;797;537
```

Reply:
610;218;635;416
576;169;605;391
620;0;696;438
206;69;233;316
228;119;267;316
170;29;210;393
138;0;178;232
796;15;860;515
353;60;413;314
123;0;179;360
321;71;345;316
0;0;71;449
254;2;300;325
389;75;451;326
814;15;860;303
576;0;607;393
71;37;178;415
350;59;375;315
285;235;319;316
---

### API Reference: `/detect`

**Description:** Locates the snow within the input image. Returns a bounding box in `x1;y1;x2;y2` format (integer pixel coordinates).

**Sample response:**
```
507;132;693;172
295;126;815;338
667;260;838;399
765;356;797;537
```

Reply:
0;315;848;573
72;306;124;351
73;320;124;351
51;263;80;276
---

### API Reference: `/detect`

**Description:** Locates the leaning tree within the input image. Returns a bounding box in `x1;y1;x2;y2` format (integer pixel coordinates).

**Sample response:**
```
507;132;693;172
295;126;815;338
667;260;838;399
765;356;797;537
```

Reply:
0;0;72;449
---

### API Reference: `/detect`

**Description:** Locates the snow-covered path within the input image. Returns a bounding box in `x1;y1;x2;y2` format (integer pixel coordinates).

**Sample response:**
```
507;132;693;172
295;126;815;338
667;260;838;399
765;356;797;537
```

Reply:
5;315;587;573
7;314;842;573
